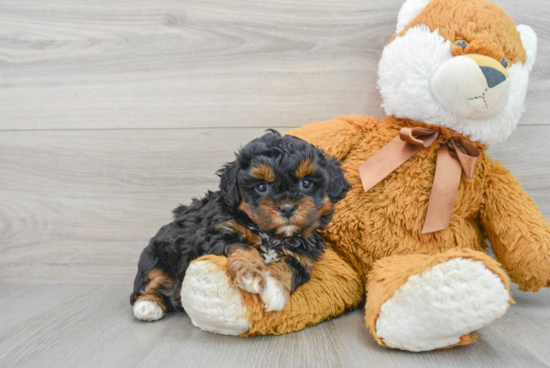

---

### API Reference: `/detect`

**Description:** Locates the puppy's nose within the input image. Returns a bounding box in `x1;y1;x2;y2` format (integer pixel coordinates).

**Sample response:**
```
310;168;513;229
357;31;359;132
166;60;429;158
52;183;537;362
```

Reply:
279;203;297;218
480;66;507;88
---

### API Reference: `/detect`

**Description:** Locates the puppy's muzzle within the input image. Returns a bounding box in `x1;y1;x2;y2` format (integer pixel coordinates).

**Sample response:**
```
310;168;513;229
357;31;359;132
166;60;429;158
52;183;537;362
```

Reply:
278;203;297;219
431;54;511;121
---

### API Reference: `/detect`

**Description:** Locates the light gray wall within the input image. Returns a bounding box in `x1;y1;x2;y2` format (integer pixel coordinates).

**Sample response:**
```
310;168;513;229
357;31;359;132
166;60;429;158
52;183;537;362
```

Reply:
1;0;548;285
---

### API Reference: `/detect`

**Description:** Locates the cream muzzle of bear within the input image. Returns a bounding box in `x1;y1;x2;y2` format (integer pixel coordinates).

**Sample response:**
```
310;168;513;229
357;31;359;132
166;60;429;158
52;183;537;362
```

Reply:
431;54;511;120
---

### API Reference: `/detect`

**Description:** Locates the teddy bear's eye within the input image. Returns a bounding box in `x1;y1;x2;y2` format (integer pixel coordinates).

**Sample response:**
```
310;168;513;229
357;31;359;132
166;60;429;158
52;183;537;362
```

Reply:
454;40;468;50
501;58;509;69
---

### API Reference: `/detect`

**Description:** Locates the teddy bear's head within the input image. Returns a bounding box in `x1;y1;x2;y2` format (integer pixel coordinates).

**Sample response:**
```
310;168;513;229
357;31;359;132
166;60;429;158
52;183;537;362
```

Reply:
377;0;537;146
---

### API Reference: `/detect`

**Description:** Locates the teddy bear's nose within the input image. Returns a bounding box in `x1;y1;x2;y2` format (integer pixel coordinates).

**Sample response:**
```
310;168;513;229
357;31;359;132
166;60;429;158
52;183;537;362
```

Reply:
480;66;507;88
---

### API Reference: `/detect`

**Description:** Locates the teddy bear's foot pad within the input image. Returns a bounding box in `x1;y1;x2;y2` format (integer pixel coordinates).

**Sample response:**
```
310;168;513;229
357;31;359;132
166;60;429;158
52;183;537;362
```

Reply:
376;258;510;352
181;260;252;335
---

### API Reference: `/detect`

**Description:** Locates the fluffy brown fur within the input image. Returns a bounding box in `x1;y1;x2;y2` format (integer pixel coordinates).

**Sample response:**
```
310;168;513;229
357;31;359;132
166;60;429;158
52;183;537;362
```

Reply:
193;114;549;340
185;0;549;350
394;0;527;64
231;111;549;340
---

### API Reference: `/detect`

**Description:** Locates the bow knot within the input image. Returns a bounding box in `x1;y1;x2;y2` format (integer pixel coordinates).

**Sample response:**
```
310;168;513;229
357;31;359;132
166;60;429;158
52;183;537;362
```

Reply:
358;127;480;234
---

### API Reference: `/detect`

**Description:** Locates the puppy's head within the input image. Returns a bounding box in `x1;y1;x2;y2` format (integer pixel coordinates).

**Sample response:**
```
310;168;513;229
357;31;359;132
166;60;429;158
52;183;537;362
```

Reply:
218;130;350;238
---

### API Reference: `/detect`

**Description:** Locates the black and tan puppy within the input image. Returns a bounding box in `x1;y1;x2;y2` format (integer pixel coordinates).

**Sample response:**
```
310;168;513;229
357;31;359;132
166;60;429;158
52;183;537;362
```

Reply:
131;130;350;321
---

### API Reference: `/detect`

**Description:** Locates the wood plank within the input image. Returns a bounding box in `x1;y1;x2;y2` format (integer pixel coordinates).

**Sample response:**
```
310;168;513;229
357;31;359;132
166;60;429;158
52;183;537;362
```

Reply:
0;284;98;345
0;0;548;131
0;127;294;285
0;284;549;368
322;285;550;368
0;285;173;368
486;125;550;214
0;125;548;286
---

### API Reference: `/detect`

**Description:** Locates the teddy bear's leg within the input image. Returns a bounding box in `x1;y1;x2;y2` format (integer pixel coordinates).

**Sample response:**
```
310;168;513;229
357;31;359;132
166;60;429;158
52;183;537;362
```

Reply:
365;248;512;352
180;248;363;336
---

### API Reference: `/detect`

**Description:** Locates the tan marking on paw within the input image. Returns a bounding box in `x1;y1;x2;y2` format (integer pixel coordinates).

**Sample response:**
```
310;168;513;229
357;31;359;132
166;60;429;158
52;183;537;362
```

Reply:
228;248;267;294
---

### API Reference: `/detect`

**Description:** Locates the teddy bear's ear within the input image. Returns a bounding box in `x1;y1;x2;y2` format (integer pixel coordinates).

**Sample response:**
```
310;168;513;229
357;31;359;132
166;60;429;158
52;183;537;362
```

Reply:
517;25;537;71
396;0;431;33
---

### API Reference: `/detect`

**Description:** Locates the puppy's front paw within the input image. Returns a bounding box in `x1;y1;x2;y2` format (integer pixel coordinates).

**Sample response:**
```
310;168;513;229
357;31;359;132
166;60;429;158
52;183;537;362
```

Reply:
229;258;266;294
236;268;266;294
241;270;265;293
260;273;290;312
228;248;267;294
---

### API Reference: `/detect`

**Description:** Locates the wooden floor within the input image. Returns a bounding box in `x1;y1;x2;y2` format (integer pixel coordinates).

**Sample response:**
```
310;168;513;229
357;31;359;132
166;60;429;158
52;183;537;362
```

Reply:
0;284;549;368
1;0;550;367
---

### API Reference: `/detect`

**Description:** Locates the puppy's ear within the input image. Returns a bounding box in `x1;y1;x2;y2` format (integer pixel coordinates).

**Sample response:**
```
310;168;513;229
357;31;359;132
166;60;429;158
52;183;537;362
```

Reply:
324;156;351;203
264;128;282;137
217;160;241;207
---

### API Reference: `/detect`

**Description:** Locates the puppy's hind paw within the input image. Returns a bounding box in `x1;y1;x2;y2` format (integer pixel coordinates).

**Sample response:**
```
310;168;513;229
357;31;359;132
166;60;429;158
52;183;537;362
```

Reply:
260;273;290;312
133;300;164;321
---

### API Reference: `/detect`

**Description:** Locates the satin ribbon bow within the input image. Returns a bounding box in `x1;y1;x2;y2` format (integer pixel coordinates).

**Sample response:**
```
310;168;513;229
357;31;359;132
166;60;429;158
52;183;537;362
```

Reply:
358;127;480;234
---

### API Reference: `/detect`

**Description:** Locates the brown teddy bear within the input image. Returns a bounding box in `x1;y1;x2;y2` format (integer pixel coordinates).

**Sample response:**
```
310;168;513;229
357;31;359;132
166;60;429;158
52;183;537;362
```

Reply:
179;0;549;351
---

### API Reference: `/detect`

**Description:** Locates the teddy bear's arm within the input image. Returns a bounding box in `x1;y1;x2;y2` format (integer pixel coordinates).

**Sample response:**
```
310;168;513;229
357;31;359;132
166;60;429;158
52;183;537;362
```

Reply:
480;160;550;291
285;116;364;159
181;247;364;336
242;246;364;336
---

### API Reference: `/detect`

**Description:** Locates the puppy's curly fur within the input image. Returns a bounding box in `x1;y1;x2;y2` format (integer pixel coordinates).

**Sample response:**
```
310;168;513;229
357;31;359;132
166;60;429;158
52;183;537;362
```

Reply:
130;130;350;319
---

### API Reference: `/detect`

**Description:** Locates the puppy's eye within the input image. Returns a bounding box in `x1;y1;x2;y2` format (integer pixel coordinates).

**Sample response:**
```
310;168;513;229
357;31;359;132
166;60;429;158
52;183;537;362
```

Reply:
454;40;468;50
501;58;509;69
300;179;313;190
256;183;268;193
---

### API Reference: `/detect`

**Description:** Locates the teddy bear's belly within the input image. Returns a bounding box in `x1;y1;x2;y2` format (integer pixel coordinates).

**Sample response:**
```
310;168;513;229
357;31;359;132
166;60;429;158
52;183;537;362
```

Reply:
326;155;487;272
